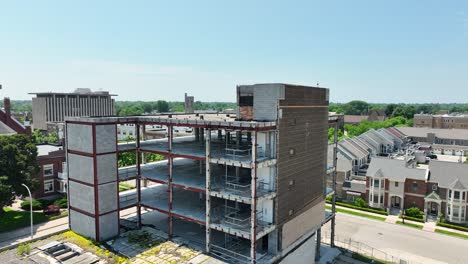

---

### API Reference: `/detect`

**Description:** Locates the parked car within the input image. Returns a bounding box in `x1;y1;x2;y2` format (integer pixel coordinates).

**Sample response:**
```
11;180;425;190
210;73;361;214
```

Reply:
427;154;438;160
43;205;60;215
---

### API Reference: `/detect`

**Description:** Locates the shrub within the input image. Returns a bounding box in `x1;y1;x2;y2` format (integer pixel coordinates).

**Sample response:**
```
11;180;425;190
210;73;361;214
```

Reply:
399;214;425;223
53;197;68;208
328;200;388;215
353;198;368;208
17;243;31;255
405;207;424;219
20;199;43;211
437;222;468;232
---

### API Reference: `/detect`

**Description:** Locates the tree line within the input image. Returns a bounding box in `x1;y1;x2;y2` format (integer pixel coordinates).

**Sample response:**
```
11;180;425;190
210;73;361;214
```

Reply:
330;101;468;119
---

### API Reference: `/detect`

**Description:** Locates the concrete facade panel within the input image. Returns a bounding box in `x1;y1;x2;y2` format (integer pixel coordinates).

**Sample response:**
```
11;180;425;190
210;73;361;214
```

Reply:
281;201;324;250
69;181;95;213
98;182;118;214
253;84;284;121
98;212;119;240
67;123;93;153
70;209;96;240
97;154;117;184
68;153;94;184
96;124;117;153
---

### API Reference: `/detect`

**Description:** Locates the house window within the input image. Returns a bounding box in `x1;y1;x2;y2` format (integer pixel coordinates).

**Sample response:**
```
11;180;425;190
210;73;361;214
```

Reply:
454;191;460;200
43;164;54;176
44;180;54;193
432;185;437;191
453;206;460;218
449;190;452;199
395;182;399;187
463;192;466;202
374;195;379;203
373;179;380;188
411;182;418;192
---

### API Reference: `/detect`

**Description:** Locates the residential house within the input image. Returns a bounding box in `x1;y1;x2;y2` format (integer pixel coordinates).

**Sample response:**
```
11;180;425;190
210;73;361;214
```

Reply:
365;157;428;213
427;161;468;223
35;144;66;199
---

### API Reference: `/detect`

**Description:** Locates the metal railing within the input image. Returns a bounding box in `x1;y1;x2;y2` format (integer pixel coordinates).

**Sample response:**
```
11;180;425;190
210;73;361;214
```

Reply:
119;166;138;180
321;231;423;264
210;244;251;264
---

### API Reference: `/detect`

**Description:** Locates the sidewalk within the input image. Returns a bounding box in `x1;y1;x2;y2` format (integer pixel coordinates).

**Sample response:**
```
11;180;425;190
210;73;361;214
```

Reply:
0;216;68;249
330;204;468;238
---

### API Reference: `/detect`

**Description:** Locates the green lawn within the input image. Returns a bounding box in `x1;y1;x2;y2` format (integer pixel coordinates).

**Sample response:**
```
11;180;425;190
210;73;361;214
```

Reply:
435;229;468;240
396;220;423;229
119;183;136;192
326;205;386;221
0;207;68;233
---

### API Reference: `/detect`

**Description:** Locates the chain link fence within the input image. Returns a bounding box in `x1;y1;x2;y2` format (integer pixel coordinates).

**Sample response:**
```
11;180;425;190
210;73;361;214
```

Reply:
321;231;423;264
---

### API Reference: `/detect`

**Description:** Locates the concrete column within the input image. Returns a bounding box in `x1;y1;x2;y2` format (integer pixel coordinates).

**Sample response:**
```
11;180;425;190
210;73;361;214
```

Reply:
205;129;211;253
250;131;257;264
315;228;321;261
200;128;205;142
195;128;200;142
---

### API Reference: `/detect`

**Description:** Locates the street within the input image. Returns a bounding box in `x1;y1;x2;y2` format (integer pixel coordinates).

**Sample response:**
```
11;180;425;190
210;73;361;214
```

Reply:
323;213;468;264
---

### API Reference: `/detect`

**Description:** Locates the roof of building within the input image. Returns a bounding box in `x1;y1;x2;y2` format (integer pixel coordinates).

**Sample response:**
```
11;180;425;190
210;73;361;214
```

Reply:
344;115;368;124
425;191;442;201
37;144;63;156
339;139;368;160
30;88;117;96
367;157;427;181
395;127;468;141
0;121;16;135
429;160;468;189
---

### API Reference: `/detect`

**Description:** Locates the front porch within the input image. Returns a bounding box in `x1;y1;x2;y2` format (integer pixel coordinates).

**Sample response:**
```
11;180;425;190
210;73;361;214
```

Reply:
388;194;404;215
424;191;442;221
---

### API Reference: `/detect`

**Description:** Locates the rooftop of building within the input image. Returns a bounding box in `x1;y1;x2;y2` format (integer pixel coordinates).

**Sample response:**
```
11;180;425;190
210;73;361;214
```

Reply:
37;144;63;156
67;113;278;130
395;126;468;140
344;115;368;123
367;157;427;181
429;160;468;189
415;113;468;118
29;88;117;96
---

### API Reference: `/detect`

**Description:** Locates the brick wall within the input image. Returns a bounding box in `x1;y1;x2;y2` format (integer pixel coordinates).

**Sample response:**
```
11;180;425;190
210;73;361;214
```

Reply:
33;150;65;198
404;194;425;210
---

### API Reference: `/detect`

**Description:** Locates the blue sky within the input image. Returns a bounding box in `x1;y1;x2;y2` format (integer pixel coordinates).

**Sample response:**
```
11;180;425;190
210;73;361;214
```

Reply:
0;1;467;103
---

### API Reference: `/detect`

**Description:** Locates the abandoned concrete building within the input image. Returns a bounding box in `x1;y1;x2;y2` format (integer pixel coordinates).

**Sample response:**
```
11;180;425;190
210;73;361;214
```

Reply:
65;84;333;263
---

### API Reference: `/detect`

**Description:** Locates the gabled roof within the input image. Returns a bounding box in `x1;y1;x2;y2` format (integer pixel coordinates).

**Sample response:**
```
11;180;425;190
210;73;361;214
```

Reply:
429;160;468;189
425;191;442;201
448;179;466;190
366;157;427;181
0;121;16;135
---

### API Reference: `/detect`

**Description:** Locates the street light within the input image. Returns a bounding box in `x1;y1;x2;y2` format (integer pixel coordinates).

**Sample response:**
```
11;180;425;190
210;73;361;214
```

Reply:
21;184;33;240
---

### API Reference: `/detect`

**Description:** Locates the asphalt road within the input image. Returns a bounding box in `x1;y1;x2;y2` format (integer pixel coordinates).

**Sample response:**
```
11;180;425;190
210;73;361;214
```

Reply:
322;213;468;264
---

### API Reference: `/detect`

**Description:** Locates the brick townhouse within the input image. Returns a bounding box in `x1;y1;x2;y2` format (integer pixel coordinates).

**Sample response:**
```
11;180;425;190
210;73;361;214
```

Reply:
365;157;468;223
34;144;66;199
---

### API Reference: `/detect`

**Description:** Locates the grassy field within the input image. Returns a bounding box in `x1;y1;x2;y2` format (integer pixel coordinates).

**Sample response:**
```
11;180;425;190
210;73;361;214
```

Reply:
119;182;136;192
0;207;68;233
396;220;423;229
326;205;386;221
435;229;468;240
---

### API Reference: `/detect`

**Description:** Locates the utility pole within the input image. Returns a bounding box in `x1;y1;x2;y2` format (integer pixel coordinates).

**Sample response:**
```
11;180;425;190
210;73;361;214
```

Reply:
22;184;34;240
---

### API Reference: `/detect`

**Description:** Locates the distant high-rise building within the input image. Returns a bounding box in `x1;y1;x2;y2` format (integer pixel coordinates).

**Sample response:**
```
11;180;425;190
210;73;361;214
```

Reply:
30;88;117;130
184;93;194;113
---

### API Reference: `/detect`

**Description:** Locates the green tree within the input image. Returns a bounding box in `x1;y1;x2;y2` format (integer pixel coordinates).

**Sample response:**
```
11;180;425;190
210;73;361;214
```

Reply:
391;106;406;118
31;129;46;144
156;100;169;112
342;100;369;115
385;104;398;116
0;135;39;214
